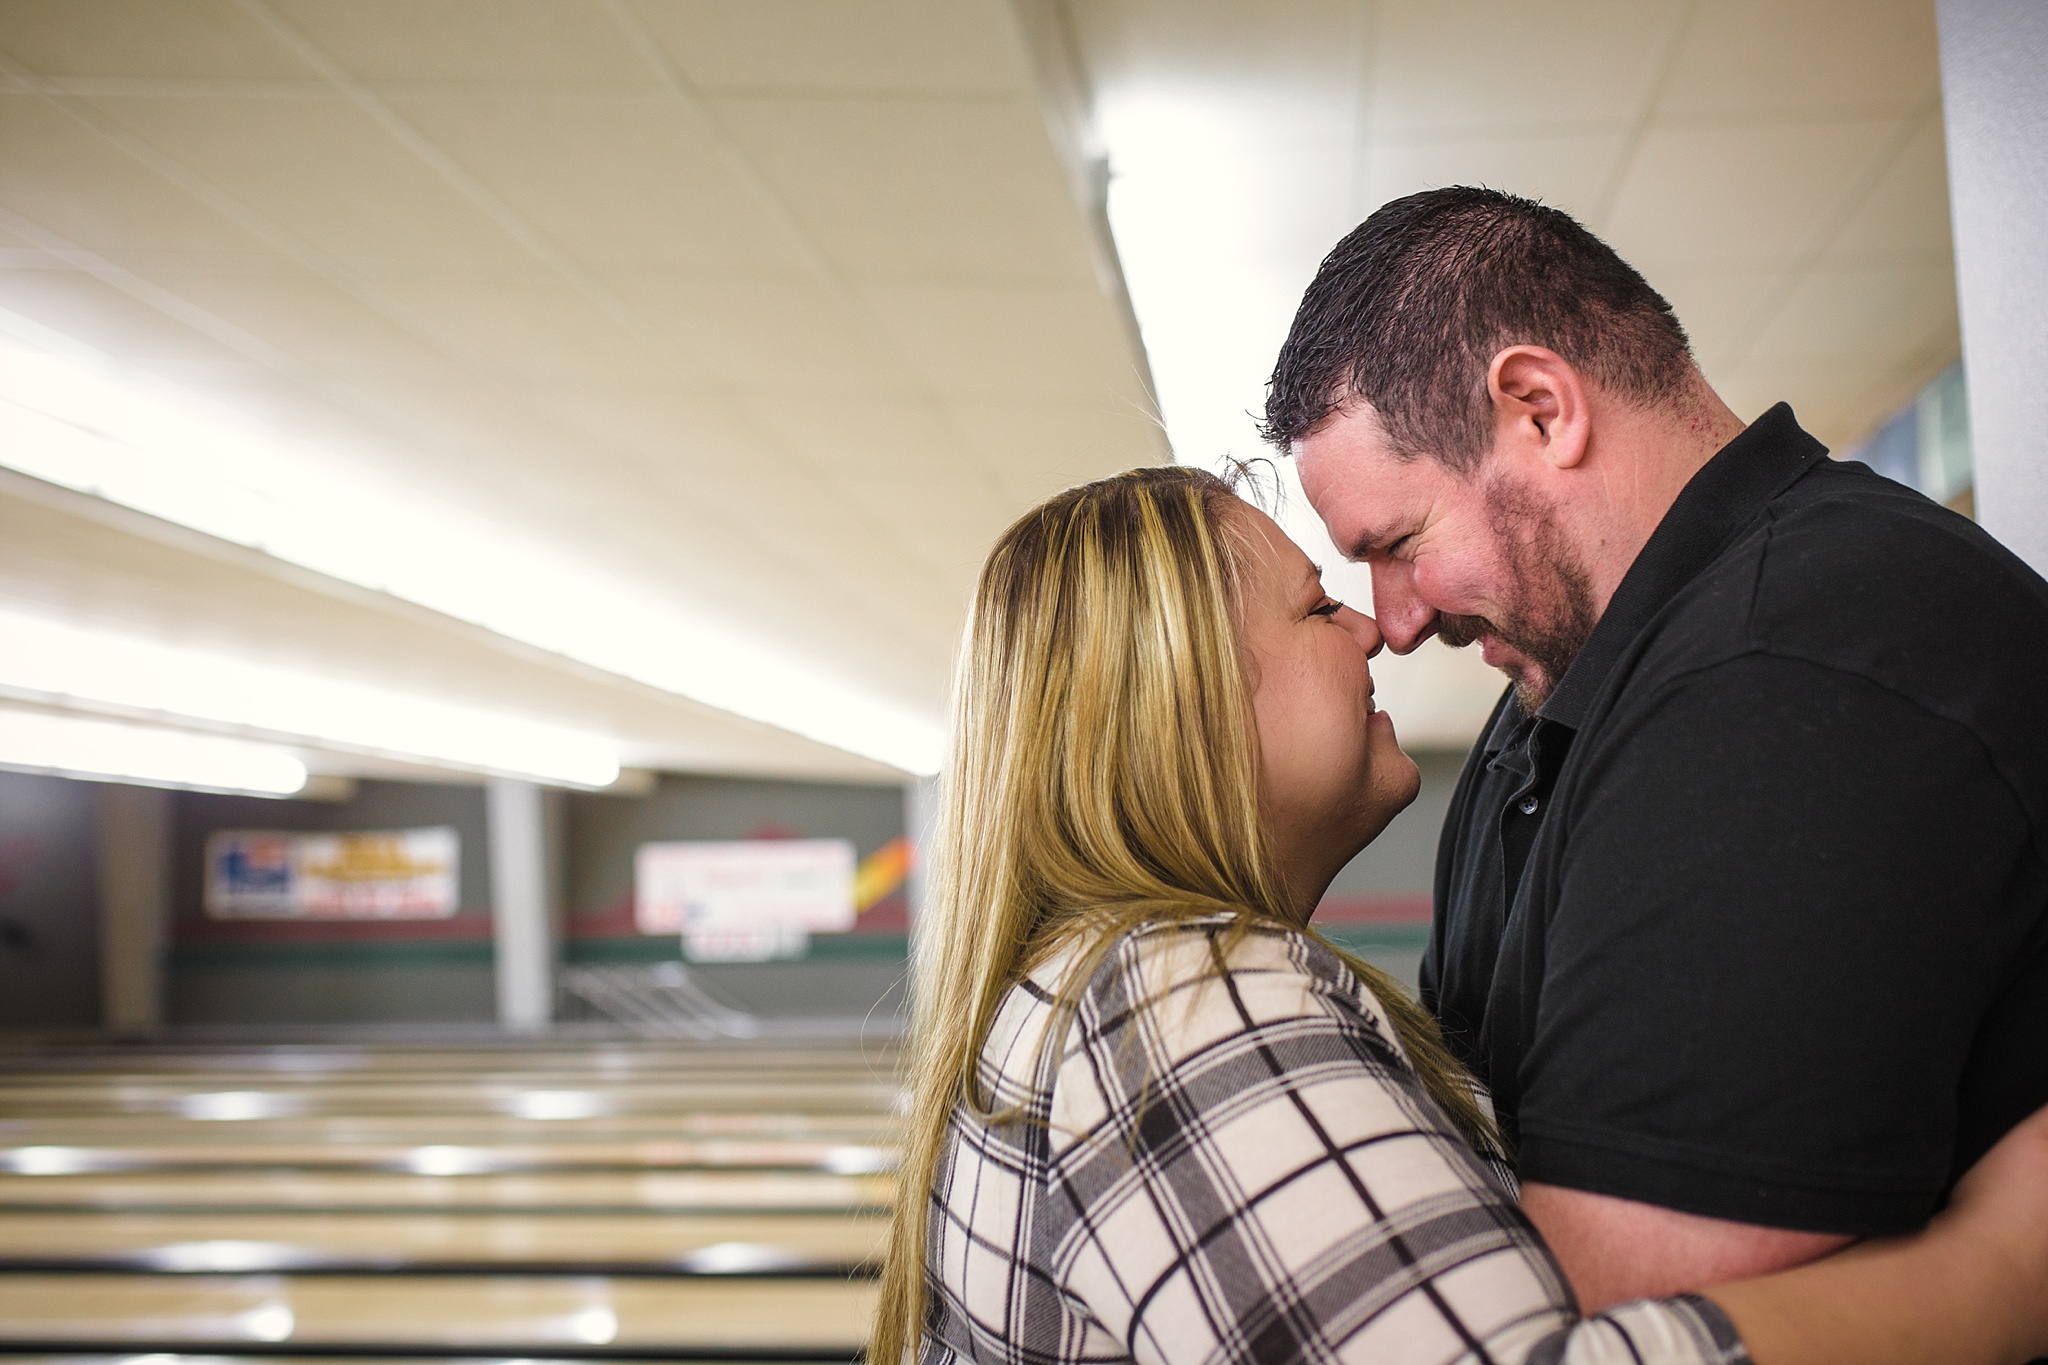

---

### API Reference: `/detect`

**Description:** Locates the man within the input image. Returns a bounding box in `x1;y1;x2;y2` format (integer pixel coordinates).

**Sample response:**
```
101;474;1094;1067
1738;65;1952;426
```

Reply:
1263;187;2048;1311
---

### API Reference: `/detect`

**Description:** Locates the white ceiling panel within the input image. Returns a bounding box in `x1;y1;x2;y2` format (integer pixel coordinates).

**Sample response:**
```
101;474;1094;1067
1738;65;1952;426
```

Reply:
0;96;280;255
627;0;1029;96
1744;259;1959;367
264;0;654;85
0;0;315;79
366;275;684;384
1362;131;1628;217
1603;118;1905;267
943;396;1168;508
616;270;925;395
389;94;808;273
863;282;1150;399
714;96;1098;281
81;93;543;272
138;266;451;371
1826;114;1953;260
1657;0;1939;119
1367;0;1681;134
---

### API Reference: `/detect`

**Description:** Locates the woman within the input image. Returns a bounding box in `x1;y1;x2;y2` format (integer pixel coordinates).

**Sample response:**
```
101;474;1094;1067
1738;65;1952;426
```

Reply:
875;466;2048;1365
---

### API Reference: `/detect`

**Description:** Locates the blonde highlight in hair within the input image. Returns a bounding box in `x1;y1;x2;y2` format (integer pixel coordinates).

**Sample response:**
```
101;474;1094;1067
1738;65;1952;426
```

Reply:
872;466;1499;1365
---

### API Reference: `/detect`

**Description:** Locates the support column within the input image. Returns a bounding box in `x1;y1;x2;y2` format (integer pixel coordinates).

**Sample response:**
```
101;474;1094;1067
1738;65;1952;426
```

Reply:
1937;0;2048;573
902;775;940;927
96;784;171;1034
487;779;559;1033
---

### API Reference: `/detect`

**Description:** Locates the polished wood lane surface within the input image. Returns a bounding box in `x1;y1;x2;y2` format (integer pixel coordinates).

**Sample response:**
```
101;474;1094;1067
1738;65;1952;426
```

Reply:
0;1041;899;1357
0;1273;875;1352
0;1168;892;1211
0;1208;885;1271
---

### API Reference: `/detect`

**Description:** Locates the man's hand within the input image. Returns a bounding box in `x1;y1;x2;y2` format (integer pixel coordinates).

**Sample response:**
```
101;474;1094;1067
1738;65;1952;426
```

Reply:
1521;1182;1853;1311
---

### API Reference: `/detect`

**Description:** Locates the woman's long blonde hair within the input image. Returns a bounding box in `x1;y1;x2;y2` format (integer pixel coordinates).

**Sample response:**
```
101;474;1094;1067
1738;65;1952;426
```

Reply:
872;466;1499;1365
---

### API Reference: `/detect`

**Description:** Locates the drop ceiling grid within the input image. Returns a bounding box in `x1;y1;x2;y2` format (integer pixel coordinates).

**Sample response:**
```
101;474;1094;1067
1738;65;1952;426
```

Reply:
0;0;1166;733
1346;0;1960;450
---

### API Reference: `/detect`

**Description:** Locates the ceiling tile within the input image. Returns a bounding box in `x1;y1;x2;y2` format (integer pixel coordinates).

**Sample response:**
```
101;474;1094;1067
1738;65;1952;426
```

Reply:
742;391;1013;557
1602;116;1901;266
1633;265;1784;375
389;95;811;273
0;94;281;255
613;269;922;396
1363;129;1627;220
1657;0;1940;120
862;281;1151;401
1368;0;1684;134
264;0;653;84
1741;258;1957;365
626;0;1029;96
133;267;449;371
0;262;252;364
1824;113;1952;262
942;396;1167;506
1068;0;1362;93
356;276;682;384
0;0;317;78
85;93;542;272
713;94;1096;281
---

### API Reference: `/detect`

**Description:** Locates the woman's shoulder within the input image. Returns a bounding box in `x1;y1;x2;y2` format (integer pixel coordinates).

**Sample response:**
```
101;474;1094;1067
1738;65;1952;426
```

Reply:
1047;916;1415;1073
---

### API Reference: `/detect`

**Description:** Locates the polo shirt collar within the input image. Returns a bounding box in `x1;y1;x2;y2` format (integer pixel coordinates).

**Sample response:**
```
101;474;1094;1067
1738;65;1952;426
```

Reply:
1537;403;1830;732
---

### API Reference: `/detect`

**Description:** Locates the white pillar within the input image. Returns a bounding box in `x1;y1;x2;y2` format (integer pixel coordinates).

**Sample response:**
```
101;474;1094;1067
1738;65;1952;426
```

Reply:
96;784;171;1033
903;775;940;925
1937;0;2048;573
487;779;558;1033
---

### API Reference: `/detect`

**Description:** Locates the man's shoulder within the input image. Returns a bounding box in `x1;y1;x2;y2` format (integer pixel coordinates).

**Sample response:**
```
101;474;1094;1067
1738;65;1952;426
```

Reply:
1665;461;2048;697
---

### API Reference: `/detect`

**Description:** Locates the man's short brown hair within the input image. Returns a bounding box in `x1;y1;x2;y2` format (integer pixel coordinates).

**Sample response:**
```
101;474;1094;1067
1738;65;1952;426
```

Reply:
1260;187;1695;471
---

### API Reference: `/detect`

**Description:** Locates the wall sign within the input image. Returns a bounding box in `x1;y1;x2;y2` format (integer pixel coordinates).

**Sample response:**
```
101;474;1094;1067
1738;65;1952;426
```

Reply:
205;828;460;920
635;838;855;962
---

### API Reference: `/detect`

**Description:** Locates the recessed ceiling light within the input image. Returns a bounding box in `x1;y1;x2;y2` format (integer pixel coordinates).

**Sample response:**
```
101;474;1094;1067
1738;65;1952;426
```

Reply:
0;322;943;774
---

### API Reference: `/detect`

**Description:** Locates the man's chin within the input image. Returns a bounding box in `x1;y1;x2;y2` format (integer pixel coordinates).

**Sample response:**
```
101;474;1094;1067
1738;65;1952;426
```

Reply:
1504;662;1555;712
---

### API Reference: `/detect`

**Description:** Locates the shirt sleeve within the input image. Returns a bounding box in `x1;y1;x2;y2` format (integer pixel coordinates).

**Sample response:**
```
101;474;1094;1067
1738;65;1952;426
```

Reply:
1517;652;2035;1234
1044;925;1753;1365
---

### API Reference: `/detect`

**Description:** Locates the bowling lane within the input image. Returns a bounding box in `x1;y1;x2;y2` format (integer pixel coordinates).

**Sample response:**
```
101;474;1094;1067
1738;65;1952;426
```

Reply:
0;1136;896;1173
0;1208;885;1273
0;1168;892;1212
0;1076;903;1117
0;1273;876;1353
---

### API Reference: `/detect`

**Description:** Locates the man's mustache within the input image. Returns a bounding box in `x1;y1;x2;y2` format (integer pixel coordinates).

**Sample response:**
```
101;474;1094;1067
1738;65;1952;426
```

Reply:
1437;614;1493;649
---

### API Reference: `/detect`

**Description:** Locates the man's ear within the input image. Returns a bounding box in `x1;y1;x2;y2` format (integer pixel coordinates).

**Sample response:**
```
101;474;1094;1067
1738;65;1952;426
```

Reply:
1488;346;1591;471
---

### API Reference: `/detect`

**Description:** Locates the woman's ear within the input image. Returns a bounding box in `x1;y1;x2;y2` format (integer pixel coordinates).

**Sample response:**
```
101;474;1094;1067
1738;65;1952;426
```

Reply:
1488;346;1592;471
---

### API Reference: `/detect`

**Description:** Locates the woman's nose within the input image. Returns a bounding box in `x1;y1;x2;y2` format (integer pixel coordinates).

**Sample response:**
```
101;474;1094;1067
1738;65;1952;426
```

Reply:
1336;605;1384;659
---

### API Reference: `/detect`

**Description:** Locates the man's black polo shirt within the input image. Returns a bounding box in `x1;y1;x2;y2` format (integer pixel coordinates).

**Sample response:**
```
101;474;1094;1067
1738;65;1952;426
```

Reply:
1422;403;2048;1236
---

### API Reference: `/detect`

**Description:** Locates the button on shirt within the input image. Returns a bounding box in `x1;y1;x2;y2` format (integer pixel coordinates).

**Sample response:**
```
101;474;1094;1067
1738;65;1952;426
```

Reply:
1421;404;2048;1236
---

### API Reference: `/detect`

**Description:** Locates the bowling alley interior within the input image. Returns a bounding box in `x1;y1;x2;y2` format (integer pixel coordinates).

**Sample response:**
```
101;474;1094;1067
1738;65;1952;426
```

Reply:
0;1;2028;1362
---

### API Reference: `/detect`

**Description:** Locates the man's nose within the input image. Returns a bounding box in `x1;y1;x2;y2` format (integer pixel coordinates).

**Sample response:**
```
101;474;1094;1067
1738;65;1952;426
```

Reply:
1369;559;1439;654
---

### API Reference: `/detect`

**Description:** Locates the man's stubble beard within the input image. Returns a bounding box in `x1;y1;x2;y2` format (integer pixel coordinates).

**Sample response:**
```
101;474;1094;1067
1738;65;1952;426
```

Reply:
1436;476;1598;713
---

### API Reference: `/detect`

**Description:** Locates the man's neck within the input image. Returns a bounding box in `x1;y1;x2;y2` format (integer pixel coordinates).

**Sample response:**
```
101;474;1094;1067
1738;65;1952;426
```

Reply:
1578;378;1746;615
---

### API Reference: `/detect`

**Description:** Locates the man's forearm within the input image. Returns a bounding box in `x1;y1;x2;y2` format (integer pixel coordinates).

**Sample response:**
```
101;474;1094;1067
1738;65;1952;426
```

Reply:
1521;1181;1852;1312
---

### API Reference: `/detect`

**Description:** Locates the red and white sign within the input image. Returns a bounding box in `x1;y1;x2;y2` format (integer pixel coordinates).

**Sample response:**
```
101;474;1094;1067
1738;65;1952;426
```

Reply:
635;838;856;962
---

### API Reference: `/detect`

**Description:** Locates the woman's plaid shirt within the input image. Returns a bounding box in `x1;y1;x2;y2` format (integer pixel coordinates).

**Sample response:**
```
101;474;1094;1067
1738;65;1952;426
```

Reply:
921;919;1751;1365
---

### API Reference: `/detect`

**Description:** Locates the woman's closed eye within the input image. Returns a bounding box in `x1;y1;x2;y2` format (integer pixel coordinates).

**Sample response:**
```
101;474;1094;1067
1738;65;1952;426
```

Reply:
1309;598;1343;619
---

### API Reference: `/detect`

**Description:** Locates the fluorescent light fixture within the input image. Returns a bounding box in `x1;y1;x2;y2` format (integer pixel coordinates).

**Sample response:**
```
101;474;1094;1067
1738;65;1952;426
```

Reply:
0;321;943;773
0;709;308;797
0;606;620;788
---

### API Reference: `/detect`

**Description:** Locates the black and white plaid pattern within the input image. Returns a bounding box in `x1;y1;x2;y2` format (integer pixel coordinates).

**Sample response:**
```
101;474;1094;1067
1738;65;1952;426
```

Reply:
922;919;1751;1365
